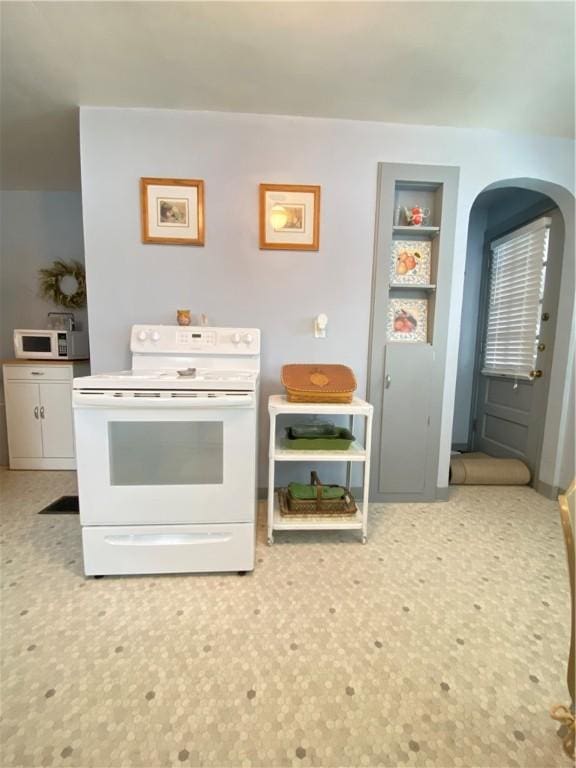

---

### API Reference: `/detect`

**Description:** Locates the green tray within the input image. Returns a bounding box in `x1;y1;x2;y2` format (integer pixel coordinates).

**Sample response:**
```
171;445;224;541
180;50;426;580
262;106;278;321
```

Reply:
284;427;355;451
289;423;337;438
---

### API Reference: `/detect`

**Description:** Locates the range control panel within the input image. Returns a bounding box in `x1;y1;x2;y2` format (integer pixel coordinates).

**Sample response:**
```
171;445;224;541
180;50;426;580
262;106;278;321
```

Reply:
130;325;261;355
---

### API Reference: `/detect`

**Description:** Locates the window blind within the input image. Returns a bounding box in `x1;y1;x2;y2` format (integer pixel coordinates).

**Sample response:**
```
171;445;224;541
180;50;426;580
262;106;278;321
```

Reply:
482;217;550;379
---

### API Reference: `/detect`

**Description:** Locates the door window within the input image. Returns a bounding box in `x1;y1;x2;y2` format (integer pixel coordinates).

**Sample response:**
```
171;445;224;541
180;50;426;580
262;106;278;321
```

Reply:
482;217;550;379
108;421;223;486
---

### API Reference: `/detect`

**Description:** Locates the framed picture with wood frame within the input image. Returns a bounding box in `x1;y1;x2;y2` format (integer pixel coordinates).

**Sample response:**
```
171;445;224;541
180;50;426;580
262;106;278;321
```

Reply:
259;184;321;251
140;177;205;245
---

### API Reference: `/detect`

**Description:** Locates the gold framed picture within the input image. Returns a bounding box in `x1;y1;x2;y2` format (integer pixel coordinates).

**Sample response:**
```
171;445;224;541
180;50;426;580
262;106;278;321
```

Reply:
259;184;320;251
140;177;205;245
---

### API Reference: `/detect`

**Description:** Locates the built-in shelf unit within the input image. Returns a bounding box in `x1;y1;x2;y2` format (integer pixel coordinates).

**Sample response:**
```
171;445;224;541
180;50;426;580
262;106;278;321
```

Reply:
368;163;460;502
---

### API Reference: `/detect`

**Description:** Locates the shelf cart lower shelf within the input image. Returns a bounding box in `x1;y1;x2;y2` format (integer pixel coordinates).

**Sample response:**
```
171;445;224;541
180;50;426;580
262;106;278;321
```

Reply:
271;492;364;533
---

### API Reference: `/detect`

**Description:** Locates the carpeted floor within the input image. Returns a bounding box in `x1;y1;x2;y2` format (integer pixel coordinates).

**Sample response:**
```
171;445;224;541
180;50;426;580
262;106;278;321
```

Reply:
0;468;572;768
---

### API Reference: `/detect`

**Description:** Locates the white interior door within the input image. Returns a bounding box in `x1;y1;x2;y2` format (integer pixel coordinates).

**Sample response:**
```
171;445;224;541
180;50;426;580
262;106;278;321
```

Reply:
39;381;75;458
5;381;42;458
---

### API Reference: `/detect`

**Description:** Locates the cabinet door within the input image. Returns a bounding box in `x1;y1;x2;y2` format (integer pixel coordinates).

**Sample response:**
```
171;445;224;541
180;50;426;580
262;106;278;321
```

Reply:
378;344;433;495
39;381;75;458
5;381;43;458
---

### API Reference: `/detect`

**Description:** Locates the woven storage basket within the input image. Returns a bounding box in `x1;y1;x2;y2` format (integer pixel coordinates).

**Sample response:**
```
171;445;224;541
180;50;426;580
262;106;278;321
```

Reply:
281;364;357;404
279;472;357;517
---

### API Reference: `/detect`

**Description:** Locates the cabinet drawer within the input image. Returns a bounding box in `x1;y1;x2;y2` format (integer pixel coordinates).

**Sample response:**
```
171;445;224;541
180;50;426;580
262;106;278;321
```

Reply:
3;365;73;382
82;523;256;575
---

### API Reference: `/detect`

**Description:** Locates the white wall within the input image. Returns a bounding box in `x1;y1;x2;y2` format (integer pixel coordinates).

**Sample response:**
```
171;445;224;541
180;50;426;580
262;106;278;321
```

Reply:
79;107;575;488
0;191;87;465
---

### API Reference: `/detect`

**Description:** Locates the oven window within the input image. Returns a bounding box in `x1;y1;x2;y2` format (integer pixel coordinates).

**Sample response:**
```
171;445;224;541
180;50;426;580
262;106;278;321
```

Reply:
22;336;52;352
108;422;223;485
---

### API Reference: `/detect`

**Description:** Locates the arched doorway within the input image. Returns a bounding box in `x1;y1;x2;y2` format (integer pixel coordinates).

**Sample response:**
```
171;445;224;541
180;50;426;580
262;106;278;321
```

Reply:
453;179;574;496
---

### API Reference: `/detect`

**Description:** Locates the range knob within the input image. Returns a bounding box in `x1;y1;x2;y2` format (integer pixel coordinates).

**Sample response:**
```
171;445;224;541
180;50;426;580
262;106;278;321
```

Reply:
151;331;161;342
231;333;241;345
137;330;148;341
243;333;253;345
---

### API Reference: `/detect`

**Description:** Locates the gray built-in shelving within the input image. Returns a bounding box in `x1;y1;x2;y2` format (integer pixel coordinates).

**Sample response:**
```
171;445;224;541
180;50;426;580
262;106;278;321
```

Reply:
368;163;460;502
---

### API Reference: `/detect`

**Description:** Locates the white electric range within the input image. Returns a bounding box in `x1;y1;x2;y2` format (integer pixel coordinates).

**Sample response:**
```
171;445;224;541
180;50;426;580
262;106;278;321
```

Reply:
72;324;260;576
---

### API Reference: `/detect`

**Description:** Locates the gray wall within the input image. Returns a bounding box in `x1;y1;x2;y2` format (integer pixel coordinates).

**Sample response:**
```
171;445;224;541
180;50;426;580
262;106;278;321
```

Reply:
0;191;86;465
452;205;487;447
452;189;554;449
559;363;575;489
79;107;574;489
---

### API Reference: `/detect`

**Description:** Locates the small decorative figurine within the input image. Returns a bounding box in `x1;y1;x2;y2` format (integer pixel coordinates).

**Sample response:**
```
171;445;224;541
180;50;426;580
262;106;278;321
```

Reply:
403;205;430;226
177;309;192;326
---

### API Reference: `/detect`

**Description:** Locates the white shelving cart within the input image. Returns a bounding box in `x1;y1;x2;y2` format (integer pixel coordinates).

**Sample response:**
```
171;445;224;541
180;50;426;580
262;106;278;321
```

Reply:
267;395;374;545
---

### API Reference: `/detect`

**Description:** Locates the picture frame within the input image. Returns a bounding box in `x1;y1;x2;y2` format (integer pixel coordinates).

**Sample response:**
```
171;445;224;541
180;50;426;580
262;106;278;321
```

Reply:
140;177;205;245
259;184;320;251
387;298;428;343
390;240;431;286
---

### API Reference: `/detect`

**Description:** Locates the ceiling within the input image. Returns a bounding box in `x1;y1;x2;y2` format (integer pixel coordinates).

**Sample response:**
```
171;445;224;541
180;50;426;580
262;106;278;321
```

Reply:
1;1;574;190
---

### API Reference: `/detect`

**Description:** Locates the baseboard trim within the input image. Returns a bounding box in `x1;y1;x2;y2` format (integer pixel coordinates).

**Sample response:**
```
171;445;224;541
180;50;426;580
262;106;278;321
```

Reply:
533;480;560;500
8;458;76;470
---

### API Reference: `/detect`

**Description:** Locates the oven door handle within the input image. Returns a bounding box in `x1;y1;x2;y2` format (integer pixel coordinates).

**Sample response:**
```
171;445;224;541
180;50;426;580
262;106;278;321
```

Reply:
72;392;255;407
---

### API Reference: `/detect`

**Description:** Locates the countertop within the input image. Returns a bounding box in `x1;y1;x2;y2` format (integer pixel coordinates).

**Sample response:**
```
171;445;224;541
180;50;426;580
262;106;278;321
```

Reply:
2;359;90;366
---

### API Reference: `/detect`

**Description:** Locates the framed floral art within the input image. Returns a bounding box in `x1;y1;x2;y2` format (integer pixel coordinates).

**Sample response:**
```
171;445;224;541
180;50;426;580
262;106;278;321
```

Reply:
387;299;428;343
390;240;431;286
259;184;320;251
140;177;205;245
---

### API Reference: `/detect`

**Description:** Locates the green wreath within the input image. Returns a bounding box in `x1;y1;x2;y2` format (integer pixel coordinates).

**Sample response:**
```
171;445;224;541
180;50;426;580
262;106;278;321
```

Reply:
39;260;87;310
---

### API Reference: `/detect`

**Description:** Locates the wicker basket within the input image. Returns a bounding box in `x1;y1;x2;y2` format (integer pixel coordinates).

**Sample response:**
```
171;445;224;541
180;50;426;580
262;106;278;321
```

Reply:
281;364;357;404
279;472;357;517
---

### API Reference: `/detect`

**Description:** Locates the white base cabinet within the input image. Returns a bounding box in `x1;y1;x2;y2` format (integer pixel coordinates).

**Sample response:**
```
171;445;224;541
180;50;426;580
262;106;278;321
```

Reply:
3;361;89;470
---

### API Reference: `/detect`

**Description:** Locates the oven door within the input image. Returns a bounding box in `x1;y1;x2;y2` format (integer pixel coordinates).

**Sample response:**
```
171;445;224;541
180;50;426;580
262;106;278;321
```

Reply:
73;393;257;526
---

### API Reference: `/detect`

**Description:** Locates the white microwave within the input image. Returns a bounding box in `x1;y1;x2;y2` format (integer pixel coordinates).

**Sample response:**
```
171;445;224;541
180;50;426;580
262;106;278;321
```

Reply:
14;329;89;360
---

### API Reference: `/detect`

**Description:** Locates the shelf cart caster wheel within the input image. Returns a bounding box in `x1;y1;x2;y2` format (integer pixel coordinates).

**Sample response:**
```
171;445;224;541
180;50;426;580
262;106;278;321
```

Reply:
267;536;274;546
361;536;367;545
